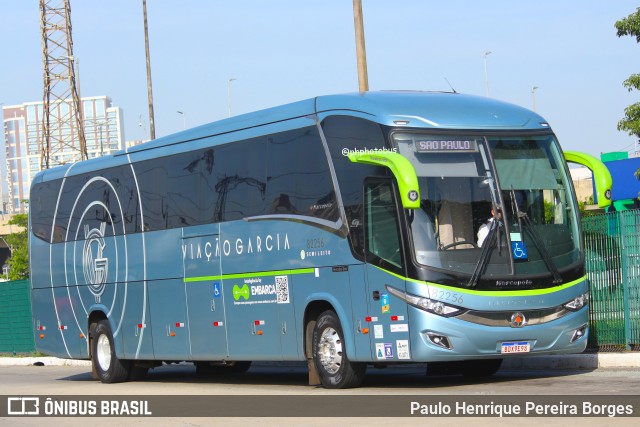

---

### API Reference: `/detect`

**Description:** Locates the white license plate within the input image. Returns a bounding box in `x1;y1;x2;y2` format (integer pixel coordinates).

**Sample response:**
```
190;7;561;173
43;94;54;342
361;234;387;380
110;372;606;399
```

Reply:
501;341;531;354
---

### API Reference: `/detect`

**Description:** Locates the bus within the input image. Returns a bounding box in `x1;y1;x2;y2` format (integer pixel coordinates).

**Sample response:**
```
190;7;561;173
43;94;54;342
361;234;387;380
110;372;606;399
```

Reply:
29;91;612;388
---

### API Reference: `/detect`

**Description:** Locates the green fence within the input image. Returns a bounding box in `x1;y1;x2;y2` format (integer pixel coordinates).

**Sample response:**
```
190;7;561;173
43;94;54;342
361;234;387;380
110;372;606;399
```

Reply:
583;210;640;350
0;279;35;353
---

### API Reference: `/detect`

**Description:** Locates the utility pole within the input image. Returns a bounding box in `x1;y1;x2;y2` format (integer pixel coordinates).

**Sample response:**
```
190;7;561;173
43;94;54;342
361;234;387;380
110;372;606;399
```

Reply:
40;0;87;169
142;0;156;140
352;0;369;92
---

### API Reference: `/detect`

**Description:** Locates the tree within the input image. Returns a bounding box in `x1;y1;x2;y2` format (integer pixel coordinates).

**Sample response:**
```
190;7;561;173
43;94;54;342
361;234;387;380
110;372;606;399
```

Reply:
615;9;640;140
4;213;29;280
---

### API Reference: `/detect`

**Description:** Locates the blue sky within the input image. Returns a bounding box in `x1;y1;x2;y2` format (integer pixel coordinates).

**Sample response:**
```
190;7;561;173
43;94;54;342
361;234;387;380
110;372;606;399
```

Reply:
2;1;639;157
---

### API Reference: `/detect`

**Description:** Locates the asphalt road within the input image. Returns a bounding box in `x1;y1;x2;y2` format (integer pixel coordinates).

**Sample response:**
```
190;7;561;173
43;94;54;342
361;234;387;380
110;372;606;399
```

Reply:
0;362;639;426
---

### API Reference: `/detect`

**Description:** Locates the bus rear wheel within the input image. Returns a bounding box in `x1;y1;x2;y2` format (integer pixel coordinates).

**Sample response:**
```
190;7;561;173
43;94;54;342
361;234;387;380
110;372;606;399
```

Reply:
91;320;131;383
312;310;365;389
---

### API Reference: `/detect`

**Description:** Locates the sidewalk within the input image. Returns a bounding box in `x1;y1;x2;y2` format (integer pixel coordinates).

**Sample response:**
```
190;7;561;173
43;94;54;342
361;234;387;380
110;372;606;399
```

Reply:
0;353;638;369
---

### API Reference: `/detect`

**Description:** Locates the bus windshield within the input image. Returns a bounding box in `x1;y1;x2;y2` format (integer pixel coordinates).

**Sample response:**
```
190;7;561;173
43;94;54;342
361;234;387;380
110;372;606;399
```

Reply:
394;132;581;286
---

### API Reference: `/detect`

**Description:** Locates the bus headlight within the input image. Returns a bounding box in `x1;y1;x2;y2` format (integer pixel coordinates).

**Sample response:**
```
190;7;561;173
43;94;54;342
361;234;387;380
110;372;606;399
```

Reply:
563;292;590;311
386;285;466;317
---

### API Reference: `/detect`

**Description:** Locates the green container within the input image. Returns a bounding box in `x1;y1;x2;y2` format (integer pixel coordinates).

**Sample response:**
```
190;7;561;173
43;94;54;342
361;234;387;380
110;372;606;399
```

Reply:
601;151;629;162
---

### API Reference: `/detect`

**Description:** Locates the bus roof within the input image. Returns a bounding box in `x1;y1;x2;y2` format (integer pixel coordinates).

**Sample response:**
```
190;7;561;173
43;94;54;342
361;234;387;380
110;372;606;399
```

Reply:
33;91;550;183
125;91;549;155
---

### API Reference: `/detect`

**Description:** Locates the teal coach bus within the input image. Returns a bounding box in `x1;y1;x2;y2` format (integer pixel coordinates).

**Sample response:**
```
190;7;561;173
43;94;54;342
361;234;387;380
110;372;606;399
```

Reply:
29;91;612;388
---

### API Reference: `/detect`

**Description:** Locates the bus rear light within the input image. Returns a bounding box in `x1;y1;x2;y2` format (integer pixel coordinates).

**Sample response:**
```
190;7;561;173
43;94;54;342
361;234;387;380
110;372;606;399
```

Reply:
571;324;588;343
39;334;45;339
426;332;453;350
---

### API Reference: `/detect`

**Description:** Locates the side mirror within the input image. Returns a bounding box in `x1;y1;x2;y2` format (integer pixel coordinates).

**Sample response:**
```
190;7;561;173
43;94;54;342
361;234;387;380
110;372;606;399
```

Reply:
564;151;612;208
348;151;420;209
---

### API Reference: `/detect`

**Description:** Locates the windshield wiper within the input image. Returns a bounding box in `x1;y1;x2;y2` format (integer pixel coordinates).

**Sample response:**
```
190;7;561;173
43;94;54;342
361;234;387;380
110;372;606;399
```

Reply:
509;189;562;285
468;212;503;287
516;210;562;284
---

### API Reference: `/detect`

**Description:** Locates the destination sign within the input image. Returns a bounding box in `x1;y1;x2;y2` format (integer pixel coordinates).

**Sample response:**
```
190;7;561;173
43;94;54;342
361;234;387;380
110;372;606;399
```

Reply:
415;139;478;153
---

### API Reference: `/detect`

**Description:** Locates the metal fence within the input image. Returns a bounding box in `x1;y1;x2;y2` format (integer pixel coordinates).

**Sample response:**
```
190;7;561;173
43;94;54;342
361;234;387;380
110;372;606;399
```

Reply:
0;279;35;353
583;210;640;351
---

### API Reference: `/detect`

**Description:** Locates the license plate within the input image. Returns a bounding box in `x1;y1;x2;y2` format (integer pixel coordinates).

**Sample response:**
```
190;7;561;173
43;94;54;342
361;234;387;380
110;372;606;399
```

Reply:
501;341;531;354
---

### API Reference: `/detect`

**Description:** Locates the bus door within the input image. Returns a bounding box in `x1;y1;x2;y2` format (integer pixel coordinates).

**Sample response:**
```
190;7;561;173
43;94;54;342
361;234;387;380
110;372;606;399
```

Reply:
183;233;228;360
146;229;189;360
363;179;412;362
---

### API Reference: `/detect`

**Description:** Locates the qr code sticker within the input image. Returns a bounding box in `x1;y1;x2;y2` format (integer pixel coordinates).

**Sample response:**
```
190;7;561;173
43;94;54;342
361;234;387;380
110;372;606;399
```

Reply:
275;276;290;304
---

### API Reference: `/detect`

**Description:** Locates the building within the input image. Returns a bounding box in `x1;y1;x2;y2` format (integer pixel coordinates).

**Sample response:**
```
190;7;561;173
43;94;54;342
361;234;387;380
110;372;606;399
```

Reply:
2;96;124;213
570;166;595;205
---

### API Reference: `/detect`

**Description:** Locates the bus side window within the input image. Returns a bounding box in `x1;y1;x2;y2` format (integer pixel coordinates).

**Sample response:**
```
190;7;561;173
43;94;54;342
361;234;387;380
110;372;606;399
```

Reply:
364;179;404;273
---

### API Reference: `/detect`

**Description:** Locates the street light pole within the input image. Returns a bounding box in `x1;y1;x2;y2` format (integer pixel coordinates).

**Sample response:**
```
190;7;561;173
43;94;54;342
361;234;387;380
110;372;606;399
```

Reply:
177;110;186;130
227;78;236;117
97;120;105;157
531;86;539;111
483;51;492;97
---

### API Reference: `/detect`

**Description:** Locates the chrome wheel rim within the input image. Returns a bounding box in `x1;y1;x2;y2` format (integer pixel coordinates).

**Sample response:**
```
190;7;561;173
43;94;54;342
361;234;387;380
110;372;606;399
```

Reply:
318;326;342;374
96;334;112;371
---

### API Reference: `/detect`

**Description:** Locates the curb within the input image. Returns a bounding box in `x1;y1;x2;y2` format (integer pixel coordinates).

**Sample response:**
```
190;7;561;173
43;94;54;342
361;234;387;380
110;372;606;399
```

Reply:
0;353;638;369
502;353;640;370
0;357;91;367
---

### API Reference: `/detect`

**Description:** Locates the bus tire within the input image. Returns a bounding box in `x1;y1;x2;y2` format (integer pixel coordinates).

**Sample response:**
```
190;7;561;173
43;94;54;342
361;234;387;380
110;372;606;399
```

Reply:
91;320;131;383
312;310;365;389
461;359;503;377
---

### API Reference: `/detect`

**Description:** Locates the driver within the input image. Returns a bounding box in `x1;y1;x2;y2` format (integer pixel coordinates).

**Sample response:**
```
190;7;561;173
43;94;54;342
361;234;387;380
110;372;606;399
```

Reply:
477;208;501;248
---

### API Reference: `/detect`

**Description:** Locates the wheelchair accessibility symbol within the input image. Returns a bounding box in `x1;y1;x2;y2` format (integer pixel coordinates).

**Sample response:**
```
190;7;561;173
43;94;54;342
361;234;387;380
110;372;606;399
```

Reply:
213;283;221;298
511;241;528;260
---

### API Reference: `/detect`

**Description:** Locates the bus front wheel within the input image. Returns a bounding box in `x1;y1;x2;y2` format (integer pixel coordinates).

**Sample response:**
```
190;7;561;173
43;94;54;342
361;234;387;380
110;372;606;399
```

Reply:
91;320;131;383
312;310;365;389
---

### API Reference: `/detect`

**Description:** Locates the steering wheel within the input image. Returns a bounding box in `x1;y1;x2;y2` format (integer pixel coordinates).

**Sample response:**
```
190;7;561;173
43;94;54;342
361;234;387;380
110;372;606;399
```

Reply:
441;241;478;251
